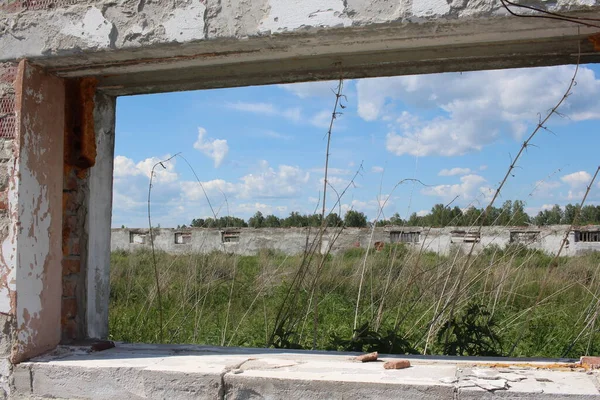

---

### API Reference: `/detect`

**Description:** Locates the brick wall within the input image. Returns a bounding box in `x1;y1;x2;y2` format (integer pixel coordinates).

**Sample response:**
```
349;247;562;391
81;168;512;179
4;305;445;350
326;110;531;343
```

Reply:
61;165;89;341
0;62;17;398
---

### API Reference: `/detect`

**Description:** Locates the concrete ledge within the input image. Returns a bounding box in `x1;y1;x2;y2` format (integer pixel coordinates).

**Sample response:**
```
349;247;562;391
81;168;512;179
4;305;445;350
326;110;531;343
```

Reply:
12;344;600;399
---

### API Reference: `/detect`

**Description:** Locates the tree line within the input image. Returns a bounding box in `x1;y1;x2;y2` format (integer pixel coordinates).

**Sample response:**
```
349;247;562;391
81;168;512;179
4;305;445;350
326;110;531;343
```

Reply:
182;201;600;229
189;210;368;229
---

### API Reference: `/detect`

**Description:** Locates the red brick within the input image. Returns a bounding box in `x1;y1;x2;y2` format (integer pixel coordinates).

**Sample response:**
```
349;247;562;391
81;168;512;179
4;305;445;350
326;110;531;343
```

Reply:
64;171;79;191
67;238;80;256
581;356;600;370
62;277;77;297
62;258;80;275
0;190;7;210
356;352;378;362
383;360;411;370
65;215;78;233
64;192;80;214
62;318;78;340
62;298;77;320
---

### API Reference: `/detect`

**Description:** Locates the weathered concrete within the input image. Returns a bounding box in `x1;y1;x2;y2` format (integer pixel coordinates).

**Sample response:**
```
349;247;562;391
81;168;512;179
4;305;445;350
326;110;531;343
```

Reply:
1;1;599;95
85;92;115;340
110;225;596;257
11;343;600;399
11;61;64;364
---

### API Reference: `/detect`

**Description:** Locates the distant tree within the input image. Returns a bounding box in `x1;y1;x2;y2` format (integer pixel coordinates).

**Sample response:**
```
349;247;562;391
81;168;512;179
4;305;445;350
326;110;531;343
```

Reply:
344;210;367;228
191;218;205;227
283;212;308;227
389;212;404;226
325;212;343;227
562;204;580;225
511;200;530;226
248;211;265;228
307;214;322;227
264;214;281;227
463;206;481;226
534;204;563;226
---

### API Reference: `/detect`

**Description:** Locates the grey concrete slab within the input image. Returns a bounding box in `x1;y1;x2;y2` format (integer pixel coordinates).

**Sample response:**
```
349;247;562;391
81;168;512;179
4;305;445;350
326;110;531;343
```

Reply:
12;344;600;400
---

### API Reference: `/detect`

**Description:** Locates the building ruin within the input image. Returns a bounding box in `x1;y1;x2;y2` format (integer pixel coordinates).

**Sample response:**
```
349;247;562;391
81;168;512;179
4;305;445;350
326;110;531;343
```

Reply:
1;0;600;397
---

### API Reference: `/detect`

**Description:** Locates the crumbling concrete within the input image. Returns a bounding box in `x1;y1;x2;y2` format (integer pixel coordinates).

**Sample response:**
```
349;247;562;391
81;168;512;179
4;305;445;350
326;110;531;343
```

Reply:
110;225;597;257
1;1;600;95
11;343;600;399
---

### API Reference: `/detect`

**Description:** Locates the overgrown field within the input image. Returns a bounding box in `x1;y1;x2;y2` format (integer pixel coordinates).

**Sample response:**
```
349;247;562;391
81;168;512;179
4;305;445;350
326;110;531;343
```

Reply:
109;244;600;358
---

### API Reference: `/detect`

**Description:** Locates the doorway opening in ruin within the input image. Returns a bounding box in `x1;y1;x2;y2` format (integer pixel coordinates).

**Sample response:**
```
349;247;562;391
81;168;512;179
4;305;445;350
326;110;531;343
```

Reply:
107;63;600;358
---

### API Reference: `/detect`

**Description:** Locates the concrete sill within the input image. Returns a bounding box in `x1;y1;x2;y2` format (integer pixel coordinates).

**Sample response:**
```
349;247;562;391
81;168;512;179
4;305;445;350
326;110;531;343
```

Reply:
13;344;600;399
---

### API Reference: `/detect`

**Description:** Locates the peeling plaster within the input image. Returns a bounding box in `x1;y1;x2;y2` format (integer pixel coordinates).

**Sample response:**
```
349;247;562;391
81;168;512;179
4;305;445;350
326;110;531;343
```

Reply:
59;7;115;48
15;114;50;350
9;61;64;364
412;0;451;18
259;0;352;33
0;153;17;315
162;0;207;43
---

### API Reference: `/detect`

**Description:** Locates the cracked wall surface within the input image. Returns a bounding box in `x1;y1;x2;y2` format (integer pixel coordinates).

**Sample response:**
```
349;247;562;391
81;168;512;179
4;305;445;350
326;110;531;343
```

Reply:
110;225;589;258
0;0;598;60
1;0;599;97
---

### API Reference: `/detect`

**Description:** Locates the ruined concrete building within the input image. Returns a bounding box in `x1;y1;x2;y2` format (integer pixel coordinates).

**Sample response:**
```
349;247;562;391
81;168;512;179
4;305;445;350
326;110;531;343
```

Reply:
1;0;600;398
111;225;600;257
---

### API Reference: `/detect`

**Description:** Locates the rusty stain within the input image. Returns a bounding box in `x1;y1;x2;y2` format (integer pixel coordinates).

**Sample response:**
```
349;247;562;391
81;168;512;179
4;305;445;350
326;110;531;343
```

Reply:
50;49;262;74
588;33;600;51
482;362;581;371
64;77;97;170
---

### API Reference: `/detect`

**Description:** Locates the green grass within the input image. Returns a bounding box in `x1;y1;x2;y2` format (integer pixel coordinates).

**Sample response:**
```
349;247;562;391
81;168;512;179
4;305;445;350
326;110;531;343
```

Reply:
109;245;600;358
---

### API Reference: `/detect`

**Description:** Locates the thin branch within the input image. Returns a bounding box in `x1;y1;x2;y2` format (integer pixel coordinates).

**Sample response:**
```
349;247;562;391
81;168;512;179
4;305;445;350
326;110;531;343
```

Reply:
147;152;180;343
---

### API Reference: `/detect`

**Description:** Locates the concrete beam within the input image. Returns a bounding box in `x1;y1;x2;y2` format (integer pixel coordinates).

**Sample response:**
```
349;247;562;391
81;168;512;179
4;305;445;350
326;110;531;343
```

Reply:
0;1;599;95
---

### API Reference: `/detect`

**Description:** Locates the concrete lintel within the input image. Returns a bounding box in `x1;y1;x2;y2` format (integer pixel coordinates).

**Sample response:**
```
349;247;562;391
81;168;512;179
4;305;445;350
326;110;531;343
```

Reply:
13;344;600;400
81;16;599;96
3;8;599;95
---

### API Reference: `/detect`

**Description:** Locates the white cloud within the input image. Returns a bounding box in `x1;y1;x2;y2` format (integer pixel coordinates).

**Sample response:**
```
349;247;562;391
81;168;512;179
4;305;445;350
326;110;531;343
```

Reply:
561;171;592;188
416;210;429;217
193;127;229;168
113;155;141;178
438;167;472;177
225;101;301;123
279;80;338;98
479;165;488;171
260;130;292;140
371;166;385;173
234;202;288;216
181;161;310;202
357;66;600;157
422;174;492;203
531;180;561;198
310;110;332;128
114;154;178;183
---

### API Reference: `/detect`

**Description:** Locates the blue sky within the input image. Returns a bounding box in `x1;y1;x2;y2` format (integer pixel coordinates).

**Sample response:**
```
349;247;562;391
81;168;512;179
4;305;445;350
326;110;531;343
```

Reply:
112;64;600;228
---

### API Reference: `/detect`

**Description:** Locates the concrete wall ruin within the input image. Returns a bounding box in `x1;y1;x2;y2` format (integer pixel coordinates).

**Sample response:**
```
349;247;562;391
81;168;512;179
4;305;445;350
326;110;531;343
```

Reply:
110;225;597;258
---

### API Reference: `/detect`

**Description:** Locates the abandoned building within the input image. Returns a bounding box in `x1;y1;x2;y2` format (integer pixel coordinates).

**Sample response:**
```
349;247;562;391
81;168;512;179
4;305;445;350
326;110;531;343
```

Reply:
1;0;600;398
111;225;600;257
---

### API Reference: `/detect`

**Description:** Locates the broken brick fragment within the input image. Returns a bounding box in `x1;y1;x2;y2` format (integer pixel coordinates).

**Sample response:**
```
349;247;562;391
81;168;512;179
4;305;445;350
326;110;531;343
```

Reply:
91;341;115;352
581;356;600;370
383;359;411;370
356;351;378;362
